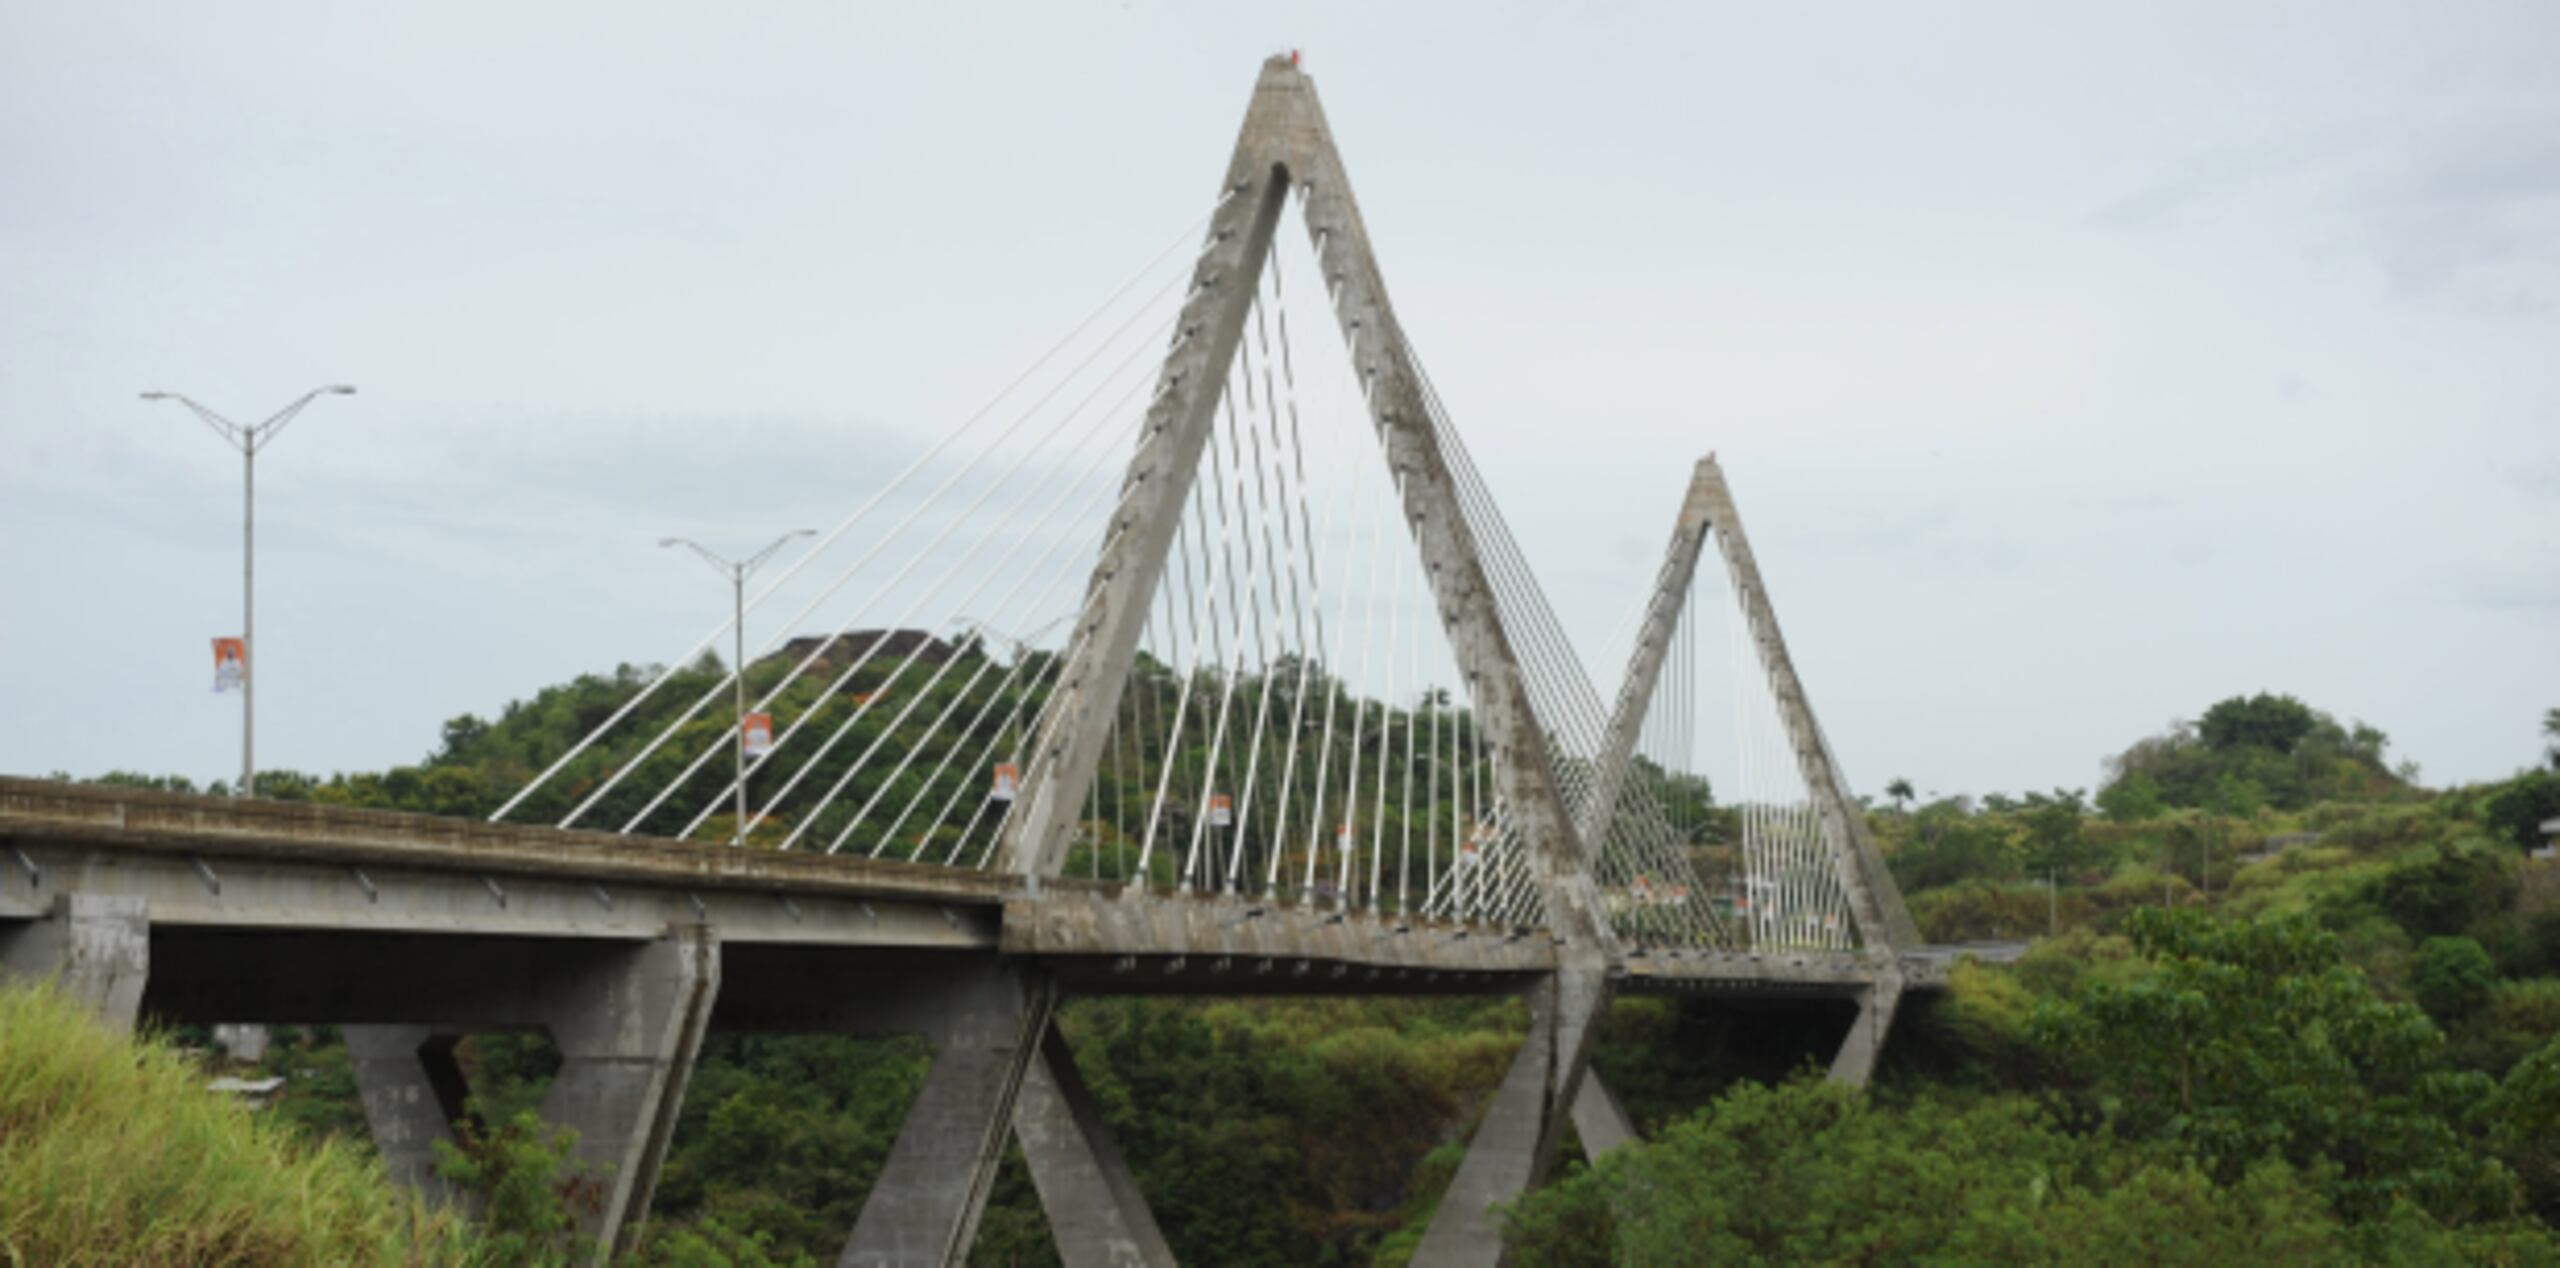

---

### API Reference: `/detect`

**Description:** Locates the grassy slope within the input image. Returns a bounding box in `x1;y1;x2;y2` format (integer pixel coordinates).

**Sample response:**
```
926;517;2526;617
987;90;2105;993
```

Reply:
0;981;471;1267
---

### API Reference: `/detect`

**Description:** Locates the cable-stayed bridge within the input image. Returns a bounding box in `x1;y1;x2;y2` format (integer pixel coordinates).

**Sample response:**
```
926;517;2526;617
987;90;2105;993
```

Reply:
0;57;1998;1266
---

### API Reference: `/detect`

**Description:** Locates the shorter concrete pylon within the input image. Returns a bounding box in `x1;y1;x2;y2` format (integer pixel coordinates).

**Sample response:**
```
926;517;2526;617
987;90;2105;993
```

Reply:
841;961;1056;1268
1825;973;1905;1088
1410;968;1610;1266
0;892;148;1033
1015;1025;1176;1268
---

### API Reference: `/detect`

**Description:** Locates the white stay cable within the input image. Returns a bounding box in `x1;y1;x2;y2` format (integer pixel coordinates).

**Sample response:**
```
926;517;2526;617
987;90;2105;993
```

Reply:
494;208;1219;824
778;452;1143;852
565;298;1185;833
862;639;1070;857
1133;395;1248;883
734;382;1159;843
619;310;1180;837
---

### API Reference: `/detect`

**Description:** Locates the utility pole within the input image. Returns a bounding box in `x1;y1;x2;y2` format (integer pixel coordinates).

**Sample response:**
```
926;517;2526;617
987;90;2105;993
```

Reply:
662;531;814;844
143;385;356;798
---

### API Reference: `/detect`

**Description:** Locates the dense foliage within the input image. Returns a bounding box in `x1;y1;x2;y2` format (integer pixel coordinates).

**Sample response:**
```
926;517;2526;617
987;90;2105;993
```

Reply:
2100;692;2411;816
1504;1078;2558;1266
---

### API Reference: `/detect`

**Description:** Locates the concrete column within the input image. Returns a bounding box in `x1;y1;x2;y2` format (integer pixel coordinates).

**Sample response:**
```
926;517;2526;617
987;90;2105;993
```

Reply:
842;962;1055;1268
539;926;721;1260
0;892;147;1033
346;1025;470;1207
1411;970;1608;1267
1826;975;1905;1088
1570;1070;1638;1161
213;1023;272;1063
1015;1026;1176;1268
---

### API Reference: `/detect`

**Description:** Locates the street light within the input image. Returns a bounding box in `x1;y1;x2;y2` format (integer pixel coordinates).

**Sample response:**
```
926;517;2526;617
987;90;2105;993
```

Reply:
663;531;815;844
142;385;356;798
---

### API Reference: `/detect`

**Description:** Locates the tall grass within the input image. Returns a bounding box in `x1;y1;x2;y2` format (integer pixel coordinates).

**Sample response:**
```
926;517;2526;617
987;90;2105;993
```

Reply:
0;980;476;1266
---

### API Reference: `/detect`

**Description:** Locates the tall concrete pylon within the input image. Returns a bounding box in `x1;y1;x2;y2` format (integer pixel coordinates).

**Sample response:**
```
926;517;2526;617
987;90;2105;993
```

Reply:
980;54;1614;1268
993;56;1603;943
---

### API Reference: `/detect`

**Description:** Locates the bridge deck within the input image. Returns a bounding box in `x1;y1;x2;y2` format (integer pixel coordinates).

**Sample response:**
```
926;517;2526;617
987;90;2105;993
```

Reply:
0;778;2002;995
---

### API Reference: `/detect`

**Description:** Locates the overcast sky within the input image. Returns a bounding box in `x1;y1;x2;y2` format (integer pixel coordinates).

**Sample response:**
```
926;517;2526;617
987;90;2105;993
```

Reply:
3;2;2554;803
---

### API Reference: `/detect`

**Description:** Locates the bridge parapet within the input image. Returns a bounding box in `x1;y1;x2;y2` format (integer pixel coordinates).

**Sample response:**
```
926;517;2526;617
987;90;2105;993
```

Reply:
0;776;1007;908
1004;885;1559;991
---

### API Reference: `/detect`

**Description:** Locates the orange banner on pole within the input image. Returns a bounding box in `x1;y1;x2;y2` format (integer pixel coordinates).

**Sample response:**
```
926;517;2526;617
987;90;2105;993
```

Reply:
991;762;1020;802
1208;793;1233;827
741;712;775;758
212;638;246;693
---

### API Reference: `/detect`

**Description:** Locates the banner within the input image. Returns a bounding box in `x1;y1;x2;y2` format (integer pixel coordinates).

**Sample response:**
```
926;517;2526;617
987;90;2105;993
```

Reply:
212;638;246;693
741;712;774;758
991;762;1020;802
1207;793;1233;827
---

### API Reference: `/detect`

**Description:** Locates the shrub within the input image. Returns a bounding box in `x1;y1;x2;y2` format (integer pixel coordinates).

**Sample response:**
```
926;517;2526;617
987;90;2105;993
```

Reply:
2413;937;2498;1019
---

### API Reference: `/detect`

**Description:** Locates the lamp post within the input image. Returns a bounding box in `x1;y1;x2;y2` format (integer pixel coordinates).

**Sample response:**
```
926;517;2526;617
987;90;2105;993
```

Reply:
143;385;356;798
662;531;815;844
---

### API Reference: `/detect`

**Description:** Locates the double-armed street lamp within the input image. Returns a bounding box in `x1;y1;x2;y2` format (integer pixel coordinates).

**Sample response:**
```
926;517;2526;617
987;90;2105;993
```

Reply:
142;385;356;798
663;531;815;844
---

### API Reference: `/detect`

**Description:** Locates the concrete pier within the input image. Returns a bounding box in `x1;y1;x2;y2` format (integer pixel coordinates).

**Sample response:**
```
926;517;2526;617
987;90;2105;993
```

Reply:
1571;1070;1640;1160
0;892;147;1032
1409;969;1608;1266
1826;973;1905;1087
337;929;720;1258
345;1025;469;1205
543;928;721;1256
840;963;1054;1268
1016;1026;1177;1268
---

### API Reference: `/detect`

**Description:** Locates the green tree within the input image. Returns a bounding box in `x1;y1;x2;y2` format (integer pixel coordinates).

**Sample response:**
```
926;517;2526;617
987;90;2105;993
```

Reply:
1884;777;1915;811
2020;788;2105;876
2033;909;2515;1222
2109;696;2407;813
2366;842;2519;940
2482;771;2560;852
2411;936;2496;1020
1888;802;2020;891
2491;1033;2560;1223
2096;770;2166;823
2199;693;2322;754
433;1106;600;1266
1503;1078;2388;1267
